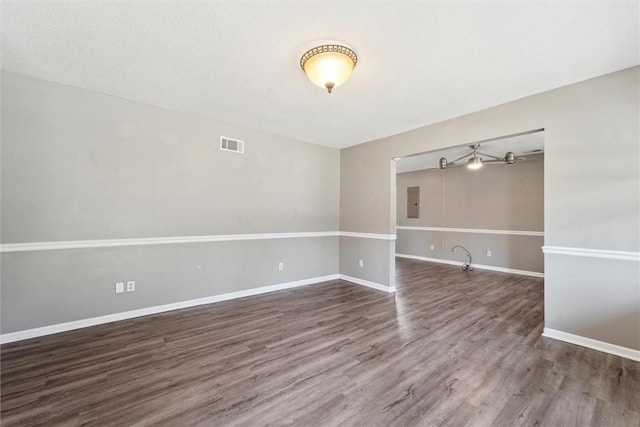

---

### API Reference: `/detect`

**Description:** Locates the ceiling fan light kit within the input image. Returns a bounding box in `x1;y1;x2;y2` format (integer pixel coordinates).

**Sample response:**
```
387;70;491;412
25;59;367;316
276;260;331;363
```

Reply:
438;145;526;170
300;44;357;93
467;157;483;170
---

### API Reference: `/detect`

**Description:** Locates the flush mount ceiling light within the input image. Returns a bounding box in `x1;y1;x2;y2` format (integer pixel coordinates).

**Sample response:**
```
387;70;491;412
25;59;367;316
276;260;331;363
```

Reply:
300;44;357;93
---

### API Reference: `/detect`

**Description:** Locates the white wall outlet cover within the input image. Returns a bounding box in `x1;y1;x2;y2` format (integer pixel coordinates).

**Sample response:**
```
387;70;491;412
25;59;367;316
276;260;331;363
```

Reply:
359;259;364;267
430;245;435;251
115;282;124;294
278;262;284;271
486;249;492;257
126;281;136;292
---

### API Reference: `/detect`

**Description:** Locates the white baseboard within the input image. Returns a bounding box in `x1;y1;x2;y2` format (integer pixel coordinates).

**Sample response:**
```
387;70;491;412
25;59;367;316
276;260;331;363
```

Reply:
0;274;339;345
338;274;396;293
542;328;640;362
0;273;398;345
395;253;544;278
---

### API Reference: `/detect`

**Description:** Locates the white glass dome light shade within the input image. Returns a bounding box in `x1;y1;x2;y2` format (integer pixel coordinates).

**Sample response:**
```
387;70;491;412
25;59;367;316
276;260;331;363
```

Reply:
303;52;354;92
301;45;357;93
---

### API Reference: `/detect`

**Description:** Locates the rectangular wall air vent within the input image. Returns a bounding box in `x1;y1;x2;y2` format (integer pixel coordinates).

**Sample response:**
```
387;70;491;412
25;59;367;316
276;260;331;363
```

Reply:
220;136;245;154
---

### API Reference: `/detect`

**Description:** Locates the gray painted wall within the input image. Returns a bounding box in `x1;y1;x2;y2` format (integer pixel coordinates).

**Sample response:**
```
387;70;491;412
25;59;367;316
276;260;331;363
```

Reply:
397;154;544;230
545;254;639;349
339;237;394;285
396;229;544;273
1;72;340;333
340;67;639;350
1;72;339;242
396;153;544;273
2;237;338;333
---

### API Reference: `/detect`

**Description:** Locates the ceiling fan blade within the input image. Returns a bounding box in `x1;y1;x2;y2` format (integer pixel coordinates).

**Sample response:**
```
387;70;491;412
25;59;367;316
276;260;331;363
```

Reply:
447;162;466;168
483;158;536;166
483;159;505;165
426;161;465;171
475;151;503;161
449;152;473;164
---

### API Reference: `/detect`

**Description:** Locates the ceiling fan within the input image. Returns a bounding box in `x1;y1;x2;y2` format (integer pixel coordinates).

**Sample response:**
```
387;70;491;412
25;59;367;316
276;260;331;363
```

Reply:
438;144;527;170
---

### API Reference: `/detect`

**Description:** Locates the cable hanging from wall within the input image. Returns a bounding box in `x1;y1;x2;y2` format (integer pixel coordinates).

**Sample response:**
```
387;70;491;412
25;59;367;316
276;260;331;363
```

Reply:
451;245;474;272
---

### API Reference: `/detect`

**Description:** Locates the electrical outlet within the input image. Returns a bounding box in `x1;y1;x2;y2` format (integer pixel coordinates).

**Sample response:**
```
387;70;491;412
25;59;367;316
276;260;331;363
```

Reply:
430;244;435;251
278;262;284;271
126;280;136;292
359;259;364;267
115;282;124;294
486;249;492;257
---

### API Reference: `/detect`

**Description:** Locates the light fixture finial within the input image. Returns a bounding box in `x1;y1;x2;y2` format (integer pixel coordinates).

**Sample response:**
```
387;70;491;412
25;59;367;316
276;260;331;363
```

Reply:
325;82;335;93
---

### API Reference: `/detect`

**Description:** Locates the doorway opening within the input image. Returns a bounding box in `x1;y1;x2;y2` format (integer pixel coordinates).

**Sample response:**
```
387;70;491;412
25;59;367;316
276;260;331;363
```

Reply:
392;129;545;285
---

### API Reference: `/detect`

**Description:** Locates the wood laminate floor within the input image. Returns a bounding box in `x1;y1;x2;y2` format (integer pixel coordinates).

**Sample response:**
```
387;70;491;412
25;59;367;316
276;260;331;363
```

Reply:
1;258;639;426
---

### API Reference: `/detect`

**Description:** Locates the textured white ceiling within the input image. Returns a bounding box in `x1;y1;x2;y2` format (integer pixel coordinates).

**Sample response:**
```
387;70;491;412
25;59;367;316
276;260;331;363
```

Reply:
2;2;638;148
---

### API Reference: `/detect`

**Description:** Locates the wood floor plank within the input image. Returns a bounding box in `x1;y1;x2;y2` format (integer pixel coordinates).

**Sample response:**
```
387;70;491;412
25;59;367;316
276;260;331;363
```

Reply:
2;258;639;426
